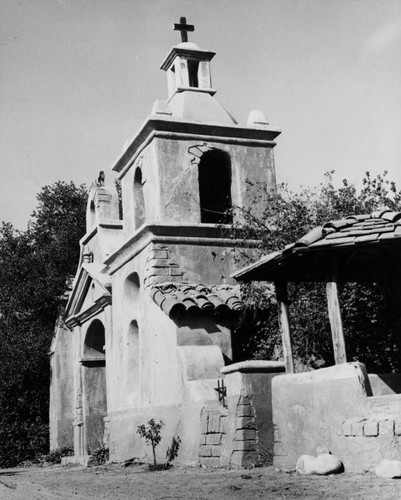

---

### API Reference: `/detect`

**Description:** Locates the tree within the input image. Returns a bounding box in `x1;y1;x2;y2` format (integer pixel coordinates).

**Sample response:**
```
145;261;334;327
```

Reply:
136;419;164;466
0;181;87;467
234;171;401;373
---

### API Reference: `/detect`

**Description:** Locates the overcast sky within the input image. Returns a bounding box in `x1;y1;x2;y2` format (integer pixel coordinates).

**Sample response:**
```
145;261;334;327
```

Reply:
1;0;400;229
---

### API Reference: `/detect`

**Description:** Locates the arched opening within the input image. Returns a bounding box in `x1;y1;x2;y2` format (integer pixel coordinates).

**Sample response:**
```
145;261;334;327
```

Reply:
188;59;199;87
125;320;140;406
125;272;140;302
198;150;233;224
82;319;107;453
84;319;105;359
134;168;146;229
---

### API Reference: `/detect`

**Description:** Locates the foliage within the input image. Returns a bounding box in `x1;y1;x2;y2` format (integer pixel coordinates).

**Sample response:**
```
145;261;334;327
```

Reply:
234;171;401;372
136;419;164;466
165;436;181;466
43;447;74;464
0;181;87;467
88;446;109;466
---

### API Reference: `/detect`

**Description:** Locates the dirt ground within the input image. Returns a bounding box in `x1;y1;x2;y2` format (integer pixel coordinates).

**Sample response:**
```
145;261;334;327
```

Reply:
1;463;400;500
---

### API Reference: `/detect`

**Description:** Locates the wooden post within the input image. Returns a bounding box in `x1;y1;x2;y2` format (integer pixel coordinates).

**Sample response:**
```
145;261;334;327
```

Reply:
326;272;347;364
275;281;294;374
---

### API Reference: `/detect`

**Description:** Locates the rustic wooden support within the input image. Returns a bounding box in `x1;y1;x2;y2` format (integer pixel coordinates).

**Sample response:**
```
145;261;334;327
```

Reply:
275;281;294;374
326;272;347;364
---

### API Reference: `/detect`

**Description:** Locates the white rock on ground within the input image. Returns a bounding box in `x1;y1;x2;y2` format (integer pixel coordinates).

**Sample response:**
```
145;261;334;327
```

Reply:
296;454;343;475
375;459;401;479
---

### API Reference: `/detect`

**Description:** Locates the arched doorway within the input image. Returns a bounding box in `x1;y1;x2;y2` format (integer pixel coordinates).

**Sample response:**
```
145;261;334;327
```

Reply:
82;319;107;453
198;150;233;224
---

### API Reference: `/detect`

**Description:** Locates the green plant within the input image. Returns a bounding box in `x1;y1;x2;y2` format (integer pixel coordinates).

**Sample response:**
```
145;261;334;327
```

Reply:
165;436;181;466
43;447;74;464
136;419;164;466
89;446;109;466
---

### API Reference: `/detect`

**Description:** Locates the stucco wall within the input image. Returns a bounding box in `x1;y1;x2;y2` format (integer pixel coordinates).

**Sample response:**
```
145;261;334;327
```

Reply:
273;362;401;472
49;321;75;450
107;242;227;463
154;137;276;225
119;133;276;239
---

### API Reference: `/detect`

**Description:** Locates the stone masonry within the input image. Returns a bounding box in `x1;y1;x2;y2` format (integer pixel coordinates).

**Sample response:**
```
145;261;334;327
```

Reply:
199;405;227;467
199;393;259;468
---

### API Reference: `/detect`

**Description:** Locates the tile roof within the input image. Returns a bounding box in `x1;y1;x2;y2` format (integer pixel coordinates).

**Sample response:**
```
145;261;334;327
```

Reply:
233;209;401;283
150;282;242;318
294;209;401;250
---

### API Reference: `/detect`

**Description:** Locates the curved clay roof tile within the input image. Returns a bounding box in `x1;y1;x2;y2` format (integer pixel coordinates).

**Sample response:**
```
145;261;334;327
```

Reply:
206;293;227;309
380;211;401;223
296;227;325;246
323;218;353;230
163;297;186;318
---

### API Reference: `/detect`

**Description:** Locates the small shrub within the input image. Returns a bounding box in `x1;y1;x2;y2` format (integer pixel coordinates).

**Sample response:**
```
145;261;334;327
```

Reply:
165;436;181;466
43;447;74;464
89;446;109;466
136;419;164;466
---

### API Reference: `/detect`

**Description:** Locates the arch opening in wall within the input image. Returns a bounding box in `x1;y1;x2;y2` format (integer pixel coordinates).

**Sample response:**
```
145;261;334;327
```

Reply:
82;318;107;453
126;319;140;404
198;150;233;224
84;319;105;360
125;272;140;303
134;167;146;229
188;59;199;87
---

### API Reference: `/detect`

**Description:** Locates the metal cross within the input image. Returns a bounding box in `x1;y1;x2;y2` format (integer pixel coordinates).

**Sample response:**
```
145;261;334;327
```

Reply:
174;16;195;43
215;379;227;408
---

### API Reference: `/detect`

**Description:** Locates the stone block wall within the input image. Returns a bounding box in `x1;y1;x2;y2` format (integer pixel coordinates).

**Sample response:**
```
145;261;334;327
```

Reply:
231;394;258;467
199;405;227;467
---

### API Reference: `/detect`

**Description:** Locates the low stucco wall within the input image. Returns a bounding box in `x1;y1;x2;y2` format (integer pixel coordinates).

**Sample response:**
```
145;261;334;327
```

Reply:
273;362;401;472
108;399;209;465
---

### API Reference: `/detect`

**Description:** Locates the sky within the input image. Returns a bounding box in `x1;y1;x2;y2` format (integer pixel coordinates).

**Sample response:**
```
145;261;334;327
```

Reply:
1;0;400;229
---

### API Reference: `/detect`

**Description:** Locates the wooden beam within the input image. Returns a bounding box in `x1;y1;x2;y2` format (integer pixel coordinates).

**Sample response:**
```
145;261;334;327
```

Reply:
326;274;347;364
275;281;294;374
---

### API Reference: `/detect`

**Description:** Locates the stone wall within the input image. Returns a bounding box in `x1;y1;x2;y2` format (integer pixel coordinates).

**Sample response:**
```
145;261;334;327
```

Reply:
199;361;285;468
199;404;227;467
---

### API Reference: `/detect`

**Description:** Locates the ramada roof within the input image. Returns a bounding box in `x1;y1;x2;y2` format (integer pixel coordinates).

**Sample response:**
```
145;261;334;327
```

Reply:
150;283;242;318
233;209;401;284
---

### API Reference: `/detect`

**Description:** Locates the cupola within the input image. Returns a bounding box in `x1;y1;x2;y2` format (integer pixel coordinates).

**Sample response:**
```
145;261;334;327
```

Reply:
160;17;216;98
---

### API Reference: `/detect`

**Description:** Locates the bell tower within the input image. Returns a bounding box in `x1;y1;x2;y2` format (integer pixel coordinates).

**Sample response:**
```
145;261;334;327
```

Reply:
111;17;281;245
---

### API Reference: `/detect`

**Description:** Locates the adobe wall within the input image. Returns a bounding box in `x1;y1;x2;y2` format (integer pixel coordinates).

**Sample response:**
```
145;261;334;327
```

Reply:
273;362;401;472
